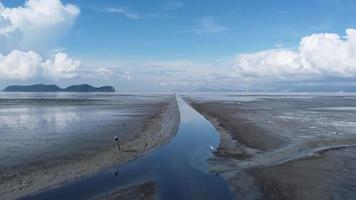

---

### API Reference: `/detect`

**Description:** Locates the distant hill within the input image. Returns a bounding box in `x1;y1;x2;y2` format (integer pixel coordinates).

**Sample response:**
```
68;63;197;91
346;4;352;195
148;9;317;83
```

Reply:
3;84;116;92
63;84;115;92
4;84;61;92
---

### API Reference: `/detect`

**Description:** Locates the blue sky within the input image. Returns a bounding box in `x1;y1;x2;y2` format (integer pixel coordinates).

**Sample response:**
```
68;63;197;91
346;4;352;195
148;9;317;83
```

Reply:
64;0;356;57
1;0;356;91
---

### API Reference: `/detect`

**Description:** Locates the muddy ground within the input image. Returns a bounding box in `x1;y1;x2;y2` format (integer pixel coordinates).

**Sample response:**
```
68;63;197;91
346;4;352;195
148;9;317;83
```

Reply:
185;94;356;200
94;181;157;200
0;93;179;200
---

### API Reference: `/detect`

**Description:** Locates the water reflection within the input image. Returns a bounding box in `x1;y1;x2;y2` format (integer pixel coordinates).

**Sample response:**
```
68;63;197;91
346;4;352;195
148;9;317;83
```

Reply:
0;93;153;167
0;107;80;132
24;96;234;200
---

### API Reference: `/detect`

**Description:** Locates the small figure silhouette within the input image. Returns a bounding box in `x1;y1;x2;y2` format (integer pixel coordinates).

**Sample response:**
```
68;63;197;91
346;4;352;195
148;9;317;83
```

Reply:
114;136;121;151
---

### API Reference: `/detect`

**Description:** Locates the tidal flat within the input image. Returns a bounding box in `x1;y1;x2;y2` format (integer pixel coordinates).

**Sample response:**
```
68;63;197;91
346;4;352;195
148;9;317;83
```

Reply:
185;93;356;200
0;93;179;200
3;92;356;200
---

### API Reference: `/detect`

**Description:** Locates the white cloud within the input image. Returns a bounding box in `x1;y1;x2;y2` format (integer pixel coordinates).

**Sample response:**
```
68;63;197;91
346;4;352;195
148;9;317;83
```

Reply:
96;67;132;80
103;7;141;19
234;28;356;81
0;50;41;80
0;50;81;80
0;0;80;52
188;17;227;35
42;52;82;79
96;67;113;75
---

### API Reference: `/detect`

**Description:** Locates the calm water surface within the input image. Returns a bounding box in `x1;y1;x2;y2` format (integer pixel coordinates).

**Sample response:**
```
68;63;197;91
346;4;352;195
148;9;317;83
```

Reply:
23;96;234;200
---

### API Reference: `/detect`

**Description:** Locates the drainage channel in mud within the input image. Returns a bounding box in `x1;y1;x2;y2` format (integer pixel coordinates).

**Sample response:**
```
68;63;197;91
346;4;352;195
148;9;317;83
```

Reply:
23;96;234;200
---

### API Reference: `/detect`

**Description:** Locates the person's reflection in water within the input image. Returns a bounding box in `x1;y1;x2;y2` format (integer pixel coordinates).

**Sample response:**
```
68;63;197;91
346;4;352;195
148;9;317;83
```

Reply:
113;165;119;176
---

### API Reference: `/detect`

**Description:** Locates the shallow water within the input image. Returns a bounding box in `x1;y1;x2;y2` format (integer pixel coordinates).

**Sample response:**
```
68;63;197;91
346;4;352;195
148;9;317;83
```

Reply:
0;93;161;167
23;96;234;200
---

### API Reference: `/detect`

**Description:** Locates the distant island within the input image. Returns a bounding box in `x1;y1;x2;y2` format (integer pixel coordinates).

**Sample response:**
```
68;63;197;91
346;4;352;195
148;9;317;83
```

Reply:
3;84;116;92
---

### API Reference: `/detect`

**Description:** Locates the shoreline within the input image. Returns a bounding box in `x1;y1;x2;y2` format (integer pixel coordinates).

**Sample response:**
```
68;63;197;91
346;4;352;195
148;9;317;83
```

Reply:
0;96;180;200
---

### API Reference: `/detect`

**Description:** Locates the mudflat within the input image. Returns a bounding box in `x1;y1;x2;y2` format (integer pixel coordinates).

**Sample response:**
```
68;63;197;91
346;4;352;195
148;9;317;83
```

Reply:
0;93;180;200
185;94;356;200
252;146;356;200
94;181;158;200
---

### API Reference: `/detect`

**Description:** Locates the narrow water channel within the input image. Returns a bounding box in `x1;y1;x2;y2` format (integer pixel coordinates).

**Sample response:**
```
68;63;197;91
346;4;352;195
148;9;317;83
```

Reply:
23;96;234;200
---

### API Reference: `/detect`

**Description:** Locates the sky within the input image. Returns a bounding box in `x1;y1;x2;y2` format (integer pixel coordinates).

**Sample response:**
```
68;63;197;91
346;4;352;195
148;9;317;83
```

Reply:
1;0;356;92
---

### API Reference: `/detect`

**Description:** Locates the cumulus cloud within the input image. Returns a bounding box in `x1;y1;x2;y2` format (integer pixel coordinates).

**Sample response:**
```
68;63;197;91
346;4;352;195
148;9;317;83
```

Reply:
0;50;81;80
234;28;356;81
0;50;41;80
42;52;82;79
0;0;80;52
